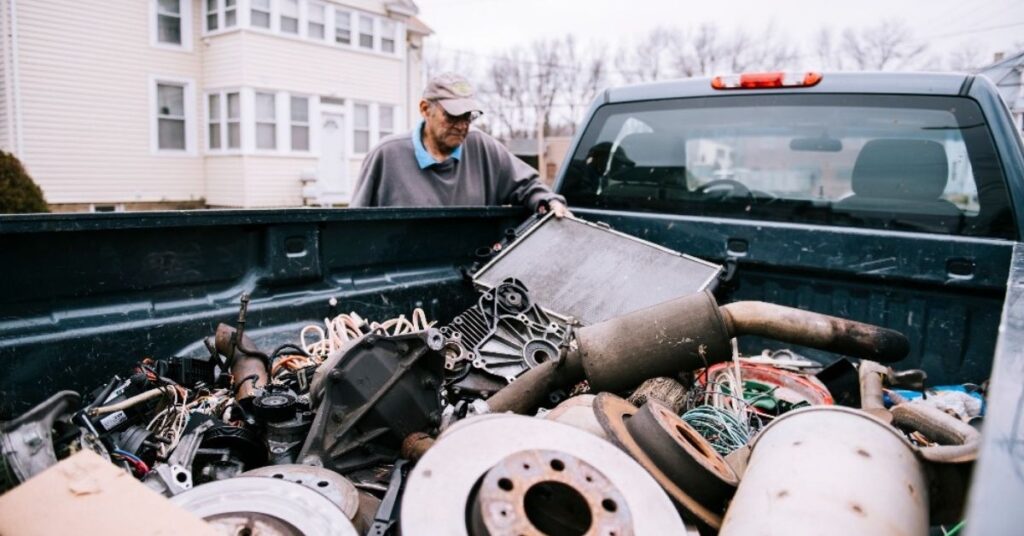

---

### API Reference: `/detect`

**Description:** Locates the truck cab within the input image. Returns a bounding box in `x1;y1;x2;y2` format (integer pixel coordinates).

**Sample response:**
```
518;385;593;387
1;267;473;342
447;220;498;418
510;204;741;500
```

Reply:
554;71;1024;535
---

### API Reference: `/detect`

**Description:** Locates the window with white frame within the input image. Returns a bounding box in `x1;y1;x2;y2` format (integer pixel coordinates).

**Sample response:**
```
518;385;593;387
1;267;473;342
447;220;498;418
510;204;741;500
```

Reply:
208;94;222;150
255;92;277;150
224;0;237;27
206;91;240;150
251;0;271;29
335;10;352;45
354;103;370;153
379;105;395;138
358;15;374;49
291;96;310;151
280;0;299;34
205;0;236;32
381;19;397;53
227;92;241;148
307;2;326;39
156;0;183;45
156;82;188;150
205;0;218;31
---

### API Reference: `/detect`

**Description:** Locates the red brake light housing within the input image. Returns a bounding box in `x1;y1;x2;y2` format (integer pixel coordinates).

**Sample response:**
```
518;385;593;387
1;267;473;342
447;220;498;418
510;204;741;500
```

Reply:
711;72;823;90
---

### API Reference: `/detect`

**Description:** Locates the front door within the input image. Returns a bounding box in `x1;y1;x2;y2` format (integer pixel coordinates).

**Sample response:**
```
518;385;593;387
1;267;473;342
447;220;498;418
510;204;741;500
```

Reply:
318;111;348;194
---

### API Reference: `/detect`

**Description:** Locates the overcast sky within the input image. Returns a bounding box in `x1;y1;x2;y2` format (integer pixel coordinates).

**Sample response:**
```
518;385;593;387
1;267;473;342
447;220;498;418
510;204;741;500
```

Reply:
416;0;1024;70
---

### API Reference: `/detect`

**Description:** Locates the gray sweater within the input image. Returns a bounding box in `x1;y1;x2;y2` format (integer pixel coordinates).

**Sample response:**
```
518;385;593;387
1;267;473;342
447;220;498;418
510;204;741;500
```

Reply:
350;128;564;211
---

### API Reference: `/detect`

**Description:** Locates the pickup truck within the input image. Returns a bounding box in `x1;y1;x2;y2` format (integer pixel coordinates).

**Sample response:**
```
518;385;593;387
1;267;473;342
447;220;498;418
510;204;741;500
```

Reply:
0;72;1021;534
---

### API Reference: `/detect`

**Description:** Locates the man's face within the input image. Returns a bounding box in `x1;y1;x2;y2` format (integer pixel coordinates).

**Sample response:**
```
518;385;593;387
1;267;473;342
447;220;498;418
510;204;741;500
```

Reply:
421;100;473;153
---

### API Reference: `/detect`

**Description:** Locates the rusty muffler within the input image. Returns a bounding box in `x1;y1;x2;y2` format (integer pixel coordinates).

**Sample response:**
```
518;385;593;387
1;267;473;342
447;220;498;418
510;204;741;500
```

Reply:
214;324;269;402
488;291;909;414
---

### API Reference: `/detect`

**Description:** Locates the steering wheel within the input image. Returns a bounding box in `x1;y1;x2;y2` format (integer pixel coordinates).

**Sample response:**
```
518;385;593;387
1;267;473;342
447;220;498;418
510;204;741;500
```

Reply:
694;179;752;199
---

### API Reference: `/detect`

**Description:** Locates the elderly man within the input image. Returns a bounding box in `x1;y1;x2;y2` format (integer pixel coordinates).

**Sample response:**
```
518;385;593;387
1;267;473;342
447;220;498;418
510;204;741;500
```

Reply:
350;73;570;217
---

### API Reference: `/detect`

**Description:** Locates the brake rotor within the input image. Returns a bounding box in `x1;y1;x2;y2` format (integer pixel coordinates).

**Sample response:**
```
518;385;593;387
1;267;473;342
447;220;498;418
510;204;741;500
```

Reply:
626;401;739;515
469;449;633;536
170;477;357;536
593;393;723;532
401;413;686;535
242;464;360;521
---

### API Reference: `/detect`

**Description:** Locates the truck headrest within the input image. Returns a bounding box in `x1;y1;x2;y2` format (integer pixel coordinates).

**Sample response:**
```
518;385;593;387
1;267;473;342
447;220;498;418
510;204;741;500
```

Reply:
851;139;949;200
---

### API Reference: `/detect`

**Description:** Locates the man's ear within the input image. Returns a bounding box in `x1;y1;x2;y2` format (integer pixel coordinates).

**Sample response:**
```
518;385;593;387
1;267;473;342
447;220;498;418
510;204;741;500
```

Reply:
418;100;430;119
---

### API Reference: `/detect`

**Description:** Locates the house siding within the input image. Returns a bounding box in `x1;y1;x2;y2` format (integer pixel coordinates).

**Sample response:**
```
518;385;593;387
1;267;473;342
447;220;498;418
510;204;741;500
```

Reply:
14;0;205;205
208;30;406;205
243;155;319;207
204;155;247;207
0;1;10;152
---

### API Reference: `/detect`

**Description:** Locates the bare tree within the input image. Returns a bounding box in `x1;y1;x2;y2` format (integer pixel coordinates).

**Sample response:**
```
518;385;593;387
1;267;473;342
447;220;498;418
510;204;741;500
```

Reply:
726;24;799;72
615;27;679;83
529;38;565;136
947;43;986;72
561;36;608;131
479;47;532;139
678;23;722;77
841;20;927;70
422;41;478;80
813;28;843;70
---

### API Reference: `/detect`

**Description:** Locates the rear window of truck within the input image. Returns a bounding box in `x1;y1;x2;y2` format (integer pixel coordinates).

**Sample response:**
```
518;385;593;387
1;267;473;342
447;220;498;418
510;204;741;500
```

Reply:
560;94;1016;240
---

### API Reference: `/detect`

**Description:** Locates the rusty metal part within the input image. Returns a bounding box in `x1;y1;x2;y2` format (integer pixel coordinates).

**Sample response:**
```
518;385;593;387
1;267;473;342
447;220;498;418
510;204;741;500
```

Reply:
215;323;269;402
627;377;688;414
468;449;634;536
891;401;980;524
719;406;928;536
858;360;893;424
891;403;980;463
401;414;687;535
354;491;382;534
626;401;739;515
242;465;360;522
575;291;732;393
720;301;910;363
488;291;909;415
299;330;445;473
401;432;436;461
485;357;583;414
592;393;723;532
544;394;608;440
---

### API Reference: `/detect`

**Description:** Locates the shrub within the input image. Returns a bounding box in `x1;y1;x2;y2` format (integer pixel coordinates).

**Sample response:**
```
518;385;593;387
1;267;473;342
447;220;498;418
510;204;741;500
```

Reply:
0;151;48;213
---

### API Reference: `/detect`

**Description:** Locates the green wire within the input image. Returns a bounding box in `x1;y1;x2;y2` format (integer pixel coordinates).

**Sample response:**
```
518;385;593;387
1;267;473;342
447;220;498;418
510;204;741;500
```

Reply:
943;521;965;536
681;405;752;455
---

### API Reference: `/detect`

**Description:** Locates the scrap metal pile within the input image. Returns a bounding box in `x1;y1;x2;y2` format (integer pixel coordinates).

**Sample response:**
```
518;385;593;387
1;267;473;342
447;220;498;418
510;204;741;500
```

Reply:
0;216;984;535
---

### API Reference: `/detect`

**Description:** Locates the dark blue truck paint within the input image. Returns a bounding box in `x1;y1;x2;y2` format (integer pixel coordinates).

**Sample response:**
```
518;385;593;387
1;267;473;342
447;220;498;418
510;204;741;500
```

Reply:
554;72;1023;535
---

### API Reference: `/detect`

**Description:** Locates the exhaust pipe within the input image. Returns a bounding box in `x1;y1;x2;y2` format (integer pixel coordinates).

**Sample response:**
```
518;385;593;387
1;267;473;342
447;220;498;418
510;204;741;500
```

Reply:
488;291;909;414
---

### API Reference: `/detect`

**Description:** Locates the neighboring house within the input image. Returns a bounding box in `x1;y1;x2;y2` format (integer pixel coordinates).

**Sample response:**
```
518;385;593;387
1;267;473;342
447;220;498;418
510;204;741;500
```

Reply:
505;137;572;186
977;50;1024;134
0;0;431;211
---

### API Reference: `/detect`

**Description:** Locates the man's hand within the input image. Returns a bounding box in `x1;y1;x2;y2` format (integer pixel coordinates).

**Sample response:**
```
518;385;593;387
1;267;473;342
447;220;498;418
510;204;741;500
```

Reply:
539;199;573;219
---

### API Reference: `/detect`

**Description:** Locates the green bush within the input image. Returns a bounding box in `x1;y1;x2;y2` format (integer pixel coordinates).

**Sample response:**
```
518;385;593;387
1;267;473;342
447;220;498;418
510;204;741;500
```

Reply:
0;151;48;213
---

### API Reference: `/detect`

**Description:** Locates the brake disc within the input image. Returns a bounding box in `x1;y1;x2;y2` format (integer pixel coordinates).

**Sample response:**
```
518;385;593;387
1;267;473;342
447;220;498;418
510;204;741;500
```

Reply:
242;464;360;522
625;401;739;515
593;393;723;532
468;449;634;536
401;413;686;535
170;477;357;536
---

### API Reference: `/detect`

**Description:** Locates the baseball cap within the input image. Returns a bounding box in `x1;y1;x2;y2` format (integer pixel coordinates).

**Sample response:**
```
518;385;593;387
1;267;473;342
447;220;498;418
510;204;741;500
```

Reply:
423;72;484;116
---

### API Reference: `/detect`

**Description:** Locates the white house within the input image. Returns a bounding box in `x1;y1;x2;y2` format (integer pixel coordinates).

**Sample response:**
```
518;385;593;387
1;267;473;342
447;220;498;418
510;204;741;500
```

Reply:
0;0;431;211
977;50;1024;134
